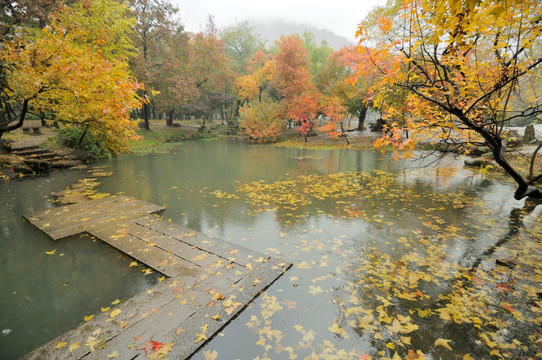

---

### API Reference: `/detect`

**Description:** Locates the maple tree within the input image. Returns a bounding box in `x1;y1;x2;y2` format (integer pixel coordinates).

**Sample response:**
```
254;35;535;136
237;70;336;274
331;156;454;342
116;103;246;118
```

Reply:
356;0;542;199
0;0;141;154
237;50;276;105
274;35;323;140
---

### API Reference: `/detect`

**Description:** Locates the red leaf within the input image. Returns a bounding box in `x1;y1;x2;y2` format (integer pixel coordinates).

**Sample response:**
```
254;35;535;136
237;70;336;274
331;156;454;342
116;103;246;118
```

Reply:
151;340;163;352
496;283;512;293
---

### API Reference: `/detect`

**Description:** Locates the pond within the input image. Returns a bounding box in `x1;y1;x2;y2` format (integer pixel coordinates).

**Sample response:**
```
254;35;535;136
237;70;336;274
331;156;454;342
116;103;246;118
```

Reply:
1;140;540;359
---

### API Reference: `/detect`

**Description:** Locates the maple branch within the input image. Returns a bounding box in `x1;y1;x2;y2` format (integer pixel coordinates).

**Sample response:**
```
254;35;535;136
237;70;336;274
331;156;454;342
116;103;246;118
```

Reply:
465;57;542;115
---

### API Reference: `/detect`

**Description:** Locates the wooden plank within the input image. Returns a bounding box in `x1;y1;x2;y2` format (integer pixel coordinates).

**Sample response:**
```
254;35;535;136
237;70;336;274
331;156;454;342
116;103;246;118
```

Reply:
120;222;226;269
88;225;199;278
24;195;131;223
134;215;263;265
25;196;165;240
46;203;164;240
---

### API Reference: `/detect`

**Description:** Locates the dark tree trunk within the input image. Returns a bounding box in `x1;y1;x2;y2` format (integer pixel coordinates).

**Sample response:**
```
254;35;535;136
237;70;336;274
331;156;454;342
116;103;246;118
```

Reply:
453;109;542;200
142;101;150;130
235;100;241;118
0;99;29;139
357;105;368;131
340;122;350;145
40;111;46;127
166;109;174;126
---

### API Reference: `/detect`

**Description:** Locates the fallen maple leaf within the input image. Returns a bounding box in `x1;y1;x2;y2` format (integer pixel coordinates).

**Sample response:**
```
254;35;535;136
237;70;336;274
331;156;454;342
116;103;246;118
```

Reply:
54;341;67;349
68;342;80;353
434;338;453;350
110;309;121;319
151;340;163;351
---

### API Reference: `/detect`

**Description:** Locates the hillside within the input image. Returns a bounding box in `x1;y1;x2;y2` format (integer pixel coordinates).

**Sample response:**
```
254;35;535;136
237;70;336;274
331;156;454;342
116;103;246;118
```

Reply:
251;20;353;50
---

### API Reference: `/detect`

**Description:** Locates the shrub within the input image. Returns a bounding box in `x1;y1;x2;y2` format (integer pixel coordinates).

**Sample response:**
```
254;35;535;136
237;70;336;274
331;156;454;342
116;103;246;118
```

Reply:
239;101;283;143
58;126;109;159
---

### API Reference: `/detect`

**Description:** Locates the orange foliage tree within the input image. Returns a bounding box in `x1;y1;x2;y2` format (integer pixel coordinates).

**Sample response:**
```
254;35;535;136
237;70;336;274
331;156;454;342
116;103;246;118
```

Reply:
274;35;322;141
357;0;542;200
0;1;142;154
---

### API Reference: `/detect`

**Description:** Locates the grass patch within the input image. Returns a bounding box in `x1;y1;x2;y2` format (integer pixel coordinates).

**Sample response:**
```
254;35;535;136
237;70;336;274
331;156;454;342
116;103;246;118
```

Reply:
129;128;187;155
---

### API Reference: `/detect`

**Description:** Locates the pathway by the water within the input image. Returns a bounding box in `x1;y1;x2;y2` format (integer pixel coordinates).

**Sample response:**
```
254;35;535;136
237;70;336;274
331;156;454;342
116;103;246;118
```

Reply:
22;195;290;359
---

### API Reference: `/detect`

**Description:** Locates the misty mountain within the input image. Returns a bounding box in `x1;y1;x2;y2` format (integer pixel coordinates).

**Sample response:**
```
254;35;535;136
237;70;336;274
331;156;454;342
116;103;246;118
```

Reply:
250;20;353;50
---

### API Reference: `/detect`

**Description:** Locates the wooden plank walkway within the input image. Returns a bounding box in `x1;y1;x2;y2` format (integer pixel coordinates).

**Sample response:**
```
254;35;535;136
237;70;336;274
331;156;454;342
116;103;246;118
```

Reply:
23;195;291;360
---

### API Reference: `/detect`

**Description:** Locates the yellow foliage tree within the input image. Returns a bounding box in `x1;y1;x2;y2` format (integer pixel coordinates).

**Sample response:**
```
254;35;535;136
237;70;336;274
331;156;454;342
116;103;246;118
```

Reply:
0;1;141;155
357;0;542;199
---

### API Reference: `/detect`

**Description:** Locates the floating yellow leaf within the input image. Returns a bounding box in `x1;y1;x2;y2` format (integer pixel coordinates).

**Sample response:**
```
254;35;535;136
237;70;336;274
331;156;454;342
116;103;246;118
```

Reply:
463;354;475;360
328;321;347;338
101;307;110;312
45;250;56;255
54;341;67;349
129;262;137;267
84;314;94;322
111;299;120;305
142;268;152;275
434;338;453;351
158;276;166;282
203;350;218;360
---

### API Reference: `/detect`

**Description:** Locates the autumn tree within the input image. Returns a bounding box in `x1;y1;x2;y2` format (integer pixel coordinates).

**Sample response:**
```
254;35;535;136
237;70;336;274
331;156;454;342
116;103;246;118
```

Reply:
152;26;198;126
0;0;142;154
221;21;262;118
357;0;542;200
237;50;276;104
188;31;235;129
274;35;322;140
130;0;180;130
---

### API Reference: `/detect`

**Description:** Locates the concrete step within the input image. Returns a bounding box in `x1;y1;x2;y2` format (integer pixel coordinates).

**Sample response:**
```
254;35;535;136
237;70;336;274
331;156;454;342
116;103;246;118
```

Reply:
50;159;82;169
12;148;50;156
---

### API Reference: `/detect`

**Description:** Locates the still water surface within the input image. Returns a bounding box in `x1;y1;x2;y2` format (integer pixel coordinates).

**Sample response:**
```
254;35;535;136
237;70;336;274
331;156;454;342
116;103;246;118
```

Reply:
0;141;529;359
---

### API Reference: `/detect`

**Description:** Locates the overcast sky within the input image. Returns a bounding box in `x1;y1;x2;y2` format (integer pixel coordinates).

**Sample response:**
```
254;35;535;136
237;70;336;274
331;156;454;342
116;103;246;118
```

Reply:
172;0;387;41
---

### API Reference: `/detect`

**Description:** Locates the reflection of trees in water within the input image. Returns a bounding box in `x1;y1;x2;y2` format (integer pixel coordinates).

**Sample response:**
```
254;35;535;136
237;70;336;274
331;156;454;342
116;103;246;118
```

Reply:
332;197;541;359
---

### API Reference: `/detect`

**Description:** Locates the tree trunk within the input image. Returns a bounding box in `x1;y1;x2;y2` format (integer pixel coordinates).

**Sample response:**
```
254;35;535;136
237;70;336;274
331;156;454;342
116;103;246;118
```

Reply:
0;99;29;139
455;110;542;200
357;105;368;131
166;109;174;126
340;122;350;145
142;101;150;130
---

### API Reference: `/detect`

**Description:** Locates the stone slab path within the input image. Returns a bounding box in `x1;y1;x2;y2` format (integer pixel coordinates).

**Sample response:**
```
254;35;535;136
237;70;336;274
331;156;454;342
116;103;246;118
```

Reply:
22;195;291;359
